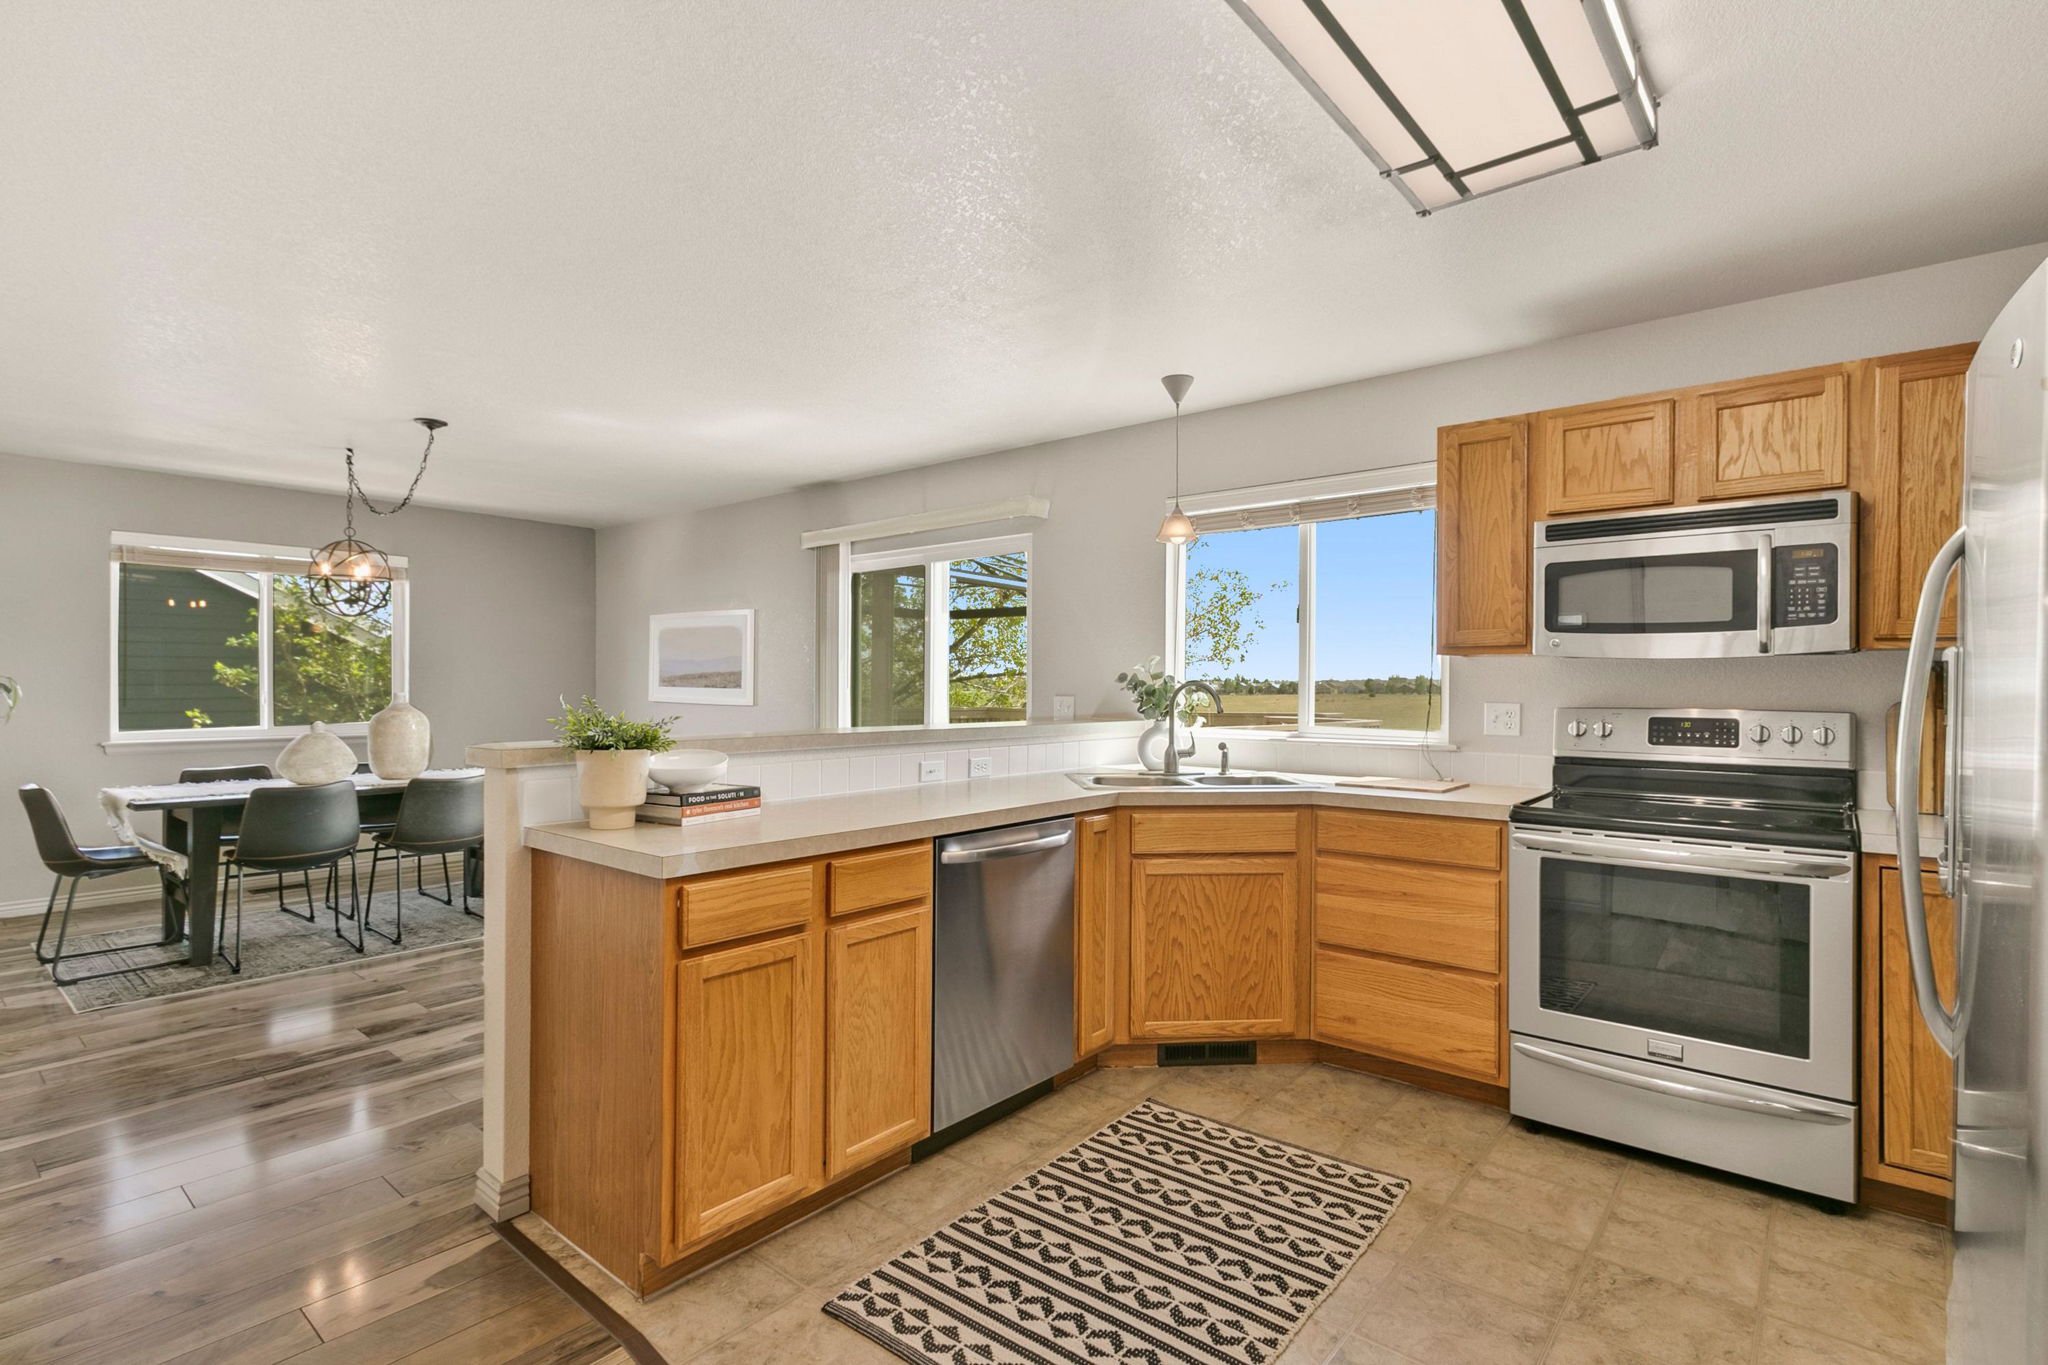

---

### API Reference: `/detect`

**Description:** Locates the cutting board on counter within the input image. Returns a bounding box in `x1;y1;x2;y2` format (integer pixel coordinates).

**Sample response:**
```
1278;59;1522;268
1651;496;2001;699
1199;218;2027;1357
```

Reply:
1332;776;1468;793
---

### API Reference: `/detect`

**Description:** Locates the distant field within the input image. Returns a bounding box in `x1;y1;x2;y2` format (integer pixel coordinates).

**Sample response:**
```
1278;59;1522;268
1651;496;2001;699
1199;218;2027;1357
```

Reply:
1211;692;1441;731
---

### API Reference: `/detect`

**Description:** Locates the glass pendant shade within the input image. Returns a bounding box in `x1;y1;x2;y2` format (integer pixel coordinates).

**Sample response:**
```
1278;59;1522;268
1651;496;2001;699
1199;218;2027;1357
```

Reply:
1156;372;1198;547
1156;504;1197;546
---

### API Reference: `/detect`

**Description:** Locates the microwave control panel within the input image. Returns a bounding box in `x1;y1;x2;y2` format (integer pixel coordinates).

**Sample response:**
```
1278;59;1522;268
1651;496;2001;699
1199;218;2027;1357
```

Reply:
1771;544;1839;626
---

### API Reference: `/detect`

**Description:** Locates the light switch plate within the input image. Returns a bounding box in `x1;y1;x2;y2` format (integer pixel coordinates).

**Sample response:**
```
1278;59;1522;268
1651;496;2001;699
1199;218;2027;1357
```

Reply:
1052;694;1076;721
918;758;945;783
969;756;992;778
1483;702;1522;737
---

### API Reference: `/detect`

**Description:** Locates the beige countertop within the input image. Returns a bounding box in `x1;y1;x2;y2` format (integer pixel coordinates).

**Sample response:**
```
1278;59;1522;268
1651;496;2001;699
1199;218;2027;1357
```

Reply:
1857;807;1943;858
525;770;1544;880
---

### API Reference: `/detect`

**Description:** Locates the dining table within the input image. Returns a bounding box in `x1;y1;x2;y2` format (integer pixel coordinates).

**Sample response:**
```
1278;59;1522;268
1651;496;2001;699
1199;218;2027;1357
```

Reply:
103;769;485;967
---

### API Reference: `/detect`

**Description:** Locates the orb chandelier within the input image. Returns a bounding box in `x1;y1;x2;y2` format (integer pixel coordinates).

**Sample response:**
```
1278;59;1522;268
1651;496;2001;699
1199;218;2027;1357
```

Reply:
308;417;445;617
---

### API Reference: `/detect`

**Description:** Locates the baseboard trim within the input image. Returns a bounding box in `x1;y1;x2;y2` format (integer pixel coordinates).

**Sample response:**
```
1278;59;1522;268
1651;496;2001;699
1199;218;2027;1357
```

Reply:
474;1168;532;1222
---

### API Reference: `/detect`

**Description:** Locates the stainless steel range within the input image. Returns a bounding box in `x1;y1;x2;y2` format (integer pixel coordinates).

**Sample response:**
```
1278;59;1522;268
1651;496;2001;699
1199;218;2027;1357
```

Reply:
1507;707;1859;1200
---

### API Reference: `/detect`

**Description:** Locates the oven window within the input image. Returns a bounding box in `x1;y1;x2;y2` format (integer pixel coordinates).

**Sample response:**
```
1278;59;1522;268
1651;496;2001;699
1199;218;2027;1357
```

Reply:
1538;859;1810;1058
1545;550;1757;634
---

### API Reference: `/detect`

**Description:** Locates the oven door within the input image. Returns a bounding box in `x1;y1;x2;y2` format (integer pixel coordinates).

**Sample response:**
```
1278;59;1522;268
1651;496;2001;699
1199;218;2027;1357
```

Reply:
1507;826;1855;1100
1534;529;1770;658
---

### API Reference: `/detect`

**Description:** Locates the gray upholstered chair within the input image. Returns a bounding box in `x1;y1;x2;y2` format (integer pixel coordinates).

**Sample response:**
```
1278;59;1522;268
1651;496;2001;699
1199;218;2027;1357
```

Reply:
226;781;364;964
363;773;484;943
176;763;302;907
18;784;182;986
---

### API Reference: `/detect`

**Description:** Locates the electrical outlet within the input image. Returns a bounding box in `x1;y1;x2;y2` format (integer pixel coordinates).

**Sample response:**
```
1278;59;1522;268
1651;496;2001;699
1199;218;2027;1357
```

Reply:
969;755;992;778
1052;694;1075;721
918;758;945;783
1483;702;1522;737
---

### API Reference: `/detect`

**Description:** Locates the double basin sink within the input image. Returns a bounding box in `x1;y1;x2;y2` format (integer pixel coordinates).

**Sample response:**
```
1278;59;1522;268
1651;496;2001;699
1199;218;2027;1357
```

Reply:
1068;771;1312;790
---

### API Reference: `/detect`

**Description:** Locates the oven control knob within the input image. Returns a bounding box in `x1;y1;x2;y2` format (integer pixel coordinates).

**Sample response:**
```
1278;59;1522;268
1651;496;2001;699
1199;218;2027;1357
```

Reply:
1748;723;1771;744
1813;724;1837;747
1594;721;1614;738
1566;720;1589;738
1780;724;1803;745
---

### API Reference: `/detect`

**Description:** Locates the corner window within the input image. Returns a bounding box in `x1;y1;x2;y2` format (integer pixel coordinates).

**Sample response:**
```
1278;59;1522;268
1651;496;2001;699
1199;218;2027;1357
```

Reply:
845;536;1028;727
110;535;407;741
1170;477;1442;741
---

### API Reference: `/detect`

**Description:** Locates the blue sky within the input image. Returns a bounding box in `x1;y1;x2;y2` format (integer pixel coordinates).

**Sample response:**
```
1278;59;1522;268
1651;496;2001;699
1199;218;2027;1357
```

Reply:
1185;511;1436;681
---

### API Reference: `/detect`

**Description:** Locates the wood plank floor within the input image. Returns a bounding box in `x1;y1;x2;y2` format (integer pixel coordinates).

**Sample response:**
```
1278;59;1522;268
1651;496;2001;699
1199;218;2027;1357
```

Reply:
0;897;624;1365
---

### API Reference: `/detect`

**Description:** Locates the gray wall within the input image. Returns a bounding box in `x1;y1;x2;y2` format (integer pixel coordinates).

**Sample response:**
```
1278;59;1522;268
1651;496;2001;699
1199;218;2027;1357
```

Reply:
0;451;595;908
598;241;2046;772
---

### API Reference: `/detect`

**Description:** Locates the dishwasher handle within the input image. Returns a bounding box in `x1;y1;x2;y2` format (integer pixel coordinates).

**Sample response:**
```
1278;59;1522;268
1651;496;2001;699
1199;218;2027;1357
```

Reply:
937;820;1074;864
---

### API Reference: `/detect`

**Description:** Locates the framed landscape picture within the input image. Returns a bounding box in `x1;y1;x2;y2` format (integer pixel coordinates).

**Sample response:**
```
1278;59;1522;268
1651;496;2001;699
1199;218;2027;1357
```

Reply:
648;609;754;705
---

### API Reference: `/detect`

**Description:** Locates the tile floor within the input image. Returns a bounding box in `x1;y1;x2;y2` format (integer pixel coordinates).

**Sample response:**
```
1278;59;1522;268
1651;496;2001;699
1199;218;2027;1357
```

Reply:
518;1062;1952;1365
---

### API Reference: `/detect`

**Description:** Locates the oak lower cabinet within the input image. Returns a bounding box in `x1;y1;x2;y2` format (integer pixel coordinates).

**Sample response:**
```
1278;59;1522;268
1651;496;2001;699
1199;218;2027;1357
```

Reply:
671;933;820;1248
824;904;932;1179
1311;810;1508;1086
1861;855;1958;1196
1074;812;1116;1057
1126;809;1305;1040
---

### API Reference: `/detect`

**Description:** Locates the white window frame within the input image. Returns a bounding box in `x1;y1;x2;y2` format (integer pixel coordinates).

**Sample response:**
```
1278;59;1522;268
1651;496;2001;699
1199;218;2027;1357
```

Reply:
1164;469;1448;747
106;532;410;745
837;532;1032;729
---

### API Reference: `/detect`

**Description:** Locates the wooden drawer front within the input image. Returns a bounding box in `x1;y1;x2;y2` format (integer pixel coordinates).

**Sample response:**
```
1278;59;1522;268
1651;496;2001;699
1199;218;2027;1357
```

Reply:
1316;855;1500;973
675;862;817;950
1316;808;1499;871
1129;808;1299;856
1315;948;1499;1082
828;843;931;918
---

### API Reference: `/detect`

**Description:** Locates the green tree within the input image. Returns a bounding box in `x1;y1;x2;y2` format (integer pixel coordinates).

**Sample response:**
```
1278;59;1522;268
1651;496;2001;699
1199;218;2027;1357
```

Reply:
946;552;1027;719
215;577;393;725
1184;540;1289;675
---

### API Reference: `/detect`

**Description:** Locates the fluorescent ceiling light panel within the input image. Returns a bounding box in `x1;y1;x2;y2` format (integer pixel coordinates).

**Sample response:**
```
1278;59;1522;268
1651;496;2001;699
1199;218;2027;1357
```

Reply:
1230;0;1656;214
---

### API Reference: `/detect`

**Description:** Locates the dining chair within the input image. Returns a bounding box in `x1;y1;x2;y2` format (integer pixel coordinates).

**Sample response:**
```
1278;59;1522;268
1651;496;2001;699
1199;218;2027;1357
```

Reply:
225;781;365;963
362;773;484;944
176;763;310;911
18;785;183;986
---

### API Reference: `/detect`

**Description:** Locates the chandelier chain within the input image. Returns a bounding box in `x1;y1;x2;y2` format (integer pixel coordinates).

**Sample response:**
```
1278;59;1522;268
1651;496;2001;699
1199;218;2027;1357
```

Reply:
342;422;439;529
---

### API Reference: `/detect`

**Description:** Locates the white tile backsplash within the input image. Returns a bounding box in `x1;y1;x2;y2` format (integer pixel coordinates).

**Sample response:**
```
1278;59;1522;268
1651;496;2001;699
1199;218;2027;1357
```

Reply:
818;756;848;796
848;754;876;791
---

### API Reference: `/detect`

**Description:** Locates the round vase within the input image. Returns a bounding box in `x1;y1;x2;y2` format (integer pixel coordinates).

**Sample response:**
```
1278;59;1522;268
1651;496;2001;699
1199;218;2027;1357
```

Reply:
368;694;431;781
577;749;652;830
1136;717;1199;772
277;722;357;785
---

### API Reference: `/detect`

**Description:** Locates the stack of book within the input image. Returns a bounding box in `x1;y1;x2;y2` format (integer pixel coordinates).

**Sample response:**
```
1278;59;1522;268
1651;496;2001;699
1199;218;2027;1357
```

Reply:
636;783;762;825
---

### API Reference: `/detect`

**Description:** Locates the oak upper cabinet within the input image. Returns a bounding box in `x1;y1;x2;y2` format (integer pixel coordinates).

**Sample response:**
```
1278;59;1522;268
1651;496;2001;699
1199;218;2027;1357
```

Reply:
1074;812;1116;1057
1537;396;1674;516
1437;417;1530;654
1856;343;1973;648
1862;857;1958;1193
1688;368;1848;501
1126;810;1303;1039
671;932;821;1250
825;904;932;1179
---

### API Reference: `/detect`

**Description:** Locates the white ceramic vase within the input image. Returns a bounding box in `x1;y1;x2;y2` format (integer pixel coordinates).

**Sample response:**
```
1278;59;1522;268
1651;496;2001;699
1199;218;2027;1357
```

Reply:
1136;716;1198;772
577;749;652;830
277;722;357;785
368;694;431;781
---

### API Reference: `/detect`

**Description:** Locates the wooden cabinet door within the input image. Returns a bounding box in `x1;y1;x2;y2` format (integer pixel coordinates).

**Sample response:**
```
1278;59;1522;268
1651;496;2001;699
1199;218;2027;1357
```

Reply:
1858;345;1972;647
1690;369;1847;500
1074;813;1115;1058
671;933;820;1250
1538;398;1674;515
1875;864;1957;1182
1437;417;1529;653
825;905;931;1179
1129;855;1297;1038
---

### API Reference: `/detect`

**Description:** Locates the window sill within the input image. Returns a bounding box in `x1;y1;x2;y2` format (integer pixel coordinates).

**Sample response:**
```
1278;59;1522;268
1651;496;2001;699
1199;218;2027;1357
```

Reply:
1196;726;1459;752
102;725;369;753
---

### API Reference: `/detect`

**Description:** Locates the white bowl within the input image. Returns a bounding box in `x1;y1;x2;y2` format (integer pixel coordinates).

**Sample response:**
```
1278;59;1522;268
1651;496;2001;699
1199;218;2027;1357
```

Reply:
649;749;730;792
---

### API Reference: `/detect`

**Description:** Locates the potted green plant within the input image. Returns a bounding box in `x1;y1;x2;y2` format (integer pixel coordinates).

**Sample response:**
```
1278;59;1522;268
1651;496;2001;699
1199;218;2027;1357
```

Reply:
549;696;678;829
1115;658;1206;772
0;676;18;724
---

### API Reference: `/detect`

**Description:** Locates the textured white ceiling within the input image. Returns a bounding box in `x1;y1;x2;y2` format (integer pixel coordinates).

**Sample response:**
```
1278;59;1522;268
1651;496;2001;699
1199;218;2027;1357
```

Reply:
3;1;2046;526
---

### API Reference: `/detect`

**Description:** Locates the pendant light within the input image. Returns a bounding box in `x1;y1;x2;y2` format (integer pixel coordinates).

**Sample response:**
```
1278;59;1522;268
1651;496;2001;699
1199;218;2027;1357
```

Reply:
1156;373;1198;546
309;417;446;617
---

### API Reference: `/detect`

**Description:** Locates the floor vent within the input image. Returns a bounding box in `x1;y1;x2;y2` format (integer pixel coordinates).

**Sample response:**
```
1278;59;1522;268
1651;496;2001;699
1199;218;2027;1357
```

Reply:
1157;1041;1257;1067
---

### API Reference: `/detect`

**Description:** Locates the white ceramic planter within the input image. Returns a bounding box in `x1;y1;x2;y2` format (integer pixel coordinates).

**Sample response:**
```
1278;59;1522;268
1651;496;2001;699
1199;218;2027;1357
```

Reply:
368;694;431;781
277;722;357;785
577;749;652;829
1135;716;1198;772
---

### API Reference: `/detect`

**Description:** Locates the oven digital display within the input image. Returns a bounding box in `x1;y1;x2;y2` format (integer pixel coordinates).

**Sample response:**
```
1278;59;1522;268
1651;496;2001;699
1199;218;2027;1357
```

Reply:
1647;716;1740;748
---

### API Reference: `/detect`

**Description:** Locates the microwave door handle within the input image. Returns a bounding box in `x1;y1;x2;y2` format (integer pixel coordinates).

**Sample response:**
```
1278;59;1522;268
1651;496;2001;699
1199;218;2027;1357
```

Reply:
1893;526;1965;1057
1756;533;1773;654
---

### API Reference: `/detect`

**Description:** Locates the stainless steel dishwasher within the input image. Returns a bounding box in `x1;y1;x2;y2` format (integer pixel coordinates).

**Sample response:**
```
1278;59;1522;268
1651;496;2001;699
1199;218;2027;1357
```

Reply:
928;817;1077;1143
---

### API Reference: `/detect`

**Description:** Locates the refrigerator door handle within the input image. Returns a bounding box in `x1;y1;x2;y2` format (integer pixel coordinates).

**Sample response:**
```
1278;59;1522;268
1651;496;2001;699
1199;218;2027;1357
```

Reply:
1938;644;1962;895
1894;526;1966;1058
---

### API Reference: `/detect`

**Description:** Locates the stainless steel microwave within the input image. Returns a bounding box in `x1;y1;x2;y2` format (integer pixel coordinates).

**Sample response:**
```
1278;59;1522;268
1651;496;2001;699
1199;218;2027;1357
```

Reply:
1532;492;1855;658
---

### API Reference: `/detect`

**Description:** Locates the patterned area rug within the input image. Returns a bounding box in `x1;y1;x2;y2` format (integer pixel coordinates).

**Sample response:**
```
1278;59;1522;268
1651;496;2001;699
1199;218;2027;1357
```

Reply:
825;1099;1409;1365
53;878;482;1012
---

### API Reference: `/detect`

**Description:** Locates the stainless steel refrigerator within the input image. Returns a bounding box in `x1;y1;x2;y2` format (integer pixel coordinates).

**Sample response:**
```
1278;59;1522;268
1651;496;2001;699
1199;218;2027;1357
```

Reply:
1893;257;2048;1364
